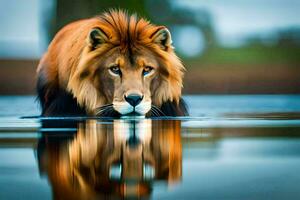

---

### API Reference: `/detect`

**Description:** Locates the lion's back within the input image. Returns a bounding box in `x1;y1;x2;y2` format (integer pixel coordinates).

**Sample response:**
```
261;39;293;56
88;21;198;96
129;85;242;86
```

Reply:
36;18;100;116
37;18;100;85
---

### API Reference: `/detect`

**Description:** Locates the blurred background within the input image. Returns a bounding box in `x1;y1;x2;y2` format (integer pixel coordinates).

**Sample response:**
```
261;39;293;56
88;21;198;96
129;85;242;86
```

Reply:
0;0;299;94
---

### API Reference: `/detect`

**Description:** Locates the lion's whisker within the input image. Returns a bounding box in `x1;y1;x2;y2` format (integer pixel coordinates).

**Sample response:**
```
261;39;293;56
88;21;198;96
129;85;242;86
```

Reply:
156;108;165;116
95;104;112;110
96;107;111;113
99;106;119;117
150;108;154;116
150;107;159;117
154;110;161;117
96;104;164;117
150;109;156;117
96;110;105;116
151;105;165;116
95;104;113;111
96;106;113;116
151;107;160;117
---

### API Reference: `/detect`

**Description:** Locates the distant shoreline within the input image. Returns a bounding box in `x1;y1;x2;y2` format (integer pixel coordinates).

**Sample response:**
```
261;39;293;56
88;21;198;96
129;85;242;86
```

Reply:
0;59;299;94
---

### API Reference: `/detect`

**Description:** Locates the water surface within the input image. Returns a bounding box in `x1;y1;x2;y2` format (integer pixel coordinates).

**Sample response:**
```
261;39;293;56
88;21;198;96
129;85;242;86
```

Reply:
1;95;300;199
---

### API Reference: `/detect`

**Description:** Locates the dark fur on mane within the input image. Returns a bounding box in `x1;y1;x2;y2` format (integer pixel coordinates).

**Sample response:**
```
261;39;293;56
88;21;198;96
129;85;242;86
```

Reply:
160;99;188;116
37;76;86;116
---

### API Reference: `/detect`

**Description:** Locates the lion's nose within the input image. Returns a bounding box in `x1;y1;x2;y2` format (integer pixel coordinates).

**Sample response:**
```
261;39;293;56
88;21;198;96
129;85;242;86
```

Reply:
125;94;143;107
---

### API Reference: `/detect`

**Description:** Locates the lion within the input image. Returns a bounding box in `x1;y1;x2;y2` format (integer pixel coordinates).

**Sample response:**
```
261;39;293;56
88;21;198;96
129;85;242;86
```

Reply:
38;119;182;199
37;10;188;116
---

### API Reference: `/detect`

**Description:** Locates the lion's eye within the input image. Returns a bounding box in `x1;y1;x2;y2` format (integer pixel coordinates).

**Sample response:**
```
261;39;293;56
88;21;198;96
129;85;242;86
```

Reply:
109;65;121;76
143;66;154;76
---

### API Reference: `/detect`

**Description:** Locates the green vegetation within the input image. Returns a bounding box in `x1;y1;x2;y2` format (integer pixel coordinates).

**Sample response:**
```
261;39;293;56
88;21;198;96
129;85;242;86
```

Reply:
185;45;300;67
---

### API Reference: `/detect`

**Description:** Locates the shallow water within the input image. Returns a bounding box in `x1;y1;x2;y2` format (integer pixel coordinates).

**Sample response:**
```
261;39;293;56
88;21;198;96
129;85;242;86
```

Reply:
1;95;300;199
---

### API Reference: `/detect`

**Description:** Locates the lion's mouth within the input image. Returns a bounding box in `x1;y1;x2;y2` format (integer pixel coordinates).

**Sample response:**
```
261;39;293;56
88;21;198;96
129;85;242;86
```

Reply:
123;110;145;116
112;101;151;116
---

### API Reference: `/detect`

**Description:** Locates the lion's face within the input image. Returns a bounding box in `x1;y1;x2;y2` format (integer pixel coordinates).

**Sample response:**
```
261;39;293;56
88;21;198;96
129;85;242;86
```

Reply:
67;11;184;116
97;48;160;115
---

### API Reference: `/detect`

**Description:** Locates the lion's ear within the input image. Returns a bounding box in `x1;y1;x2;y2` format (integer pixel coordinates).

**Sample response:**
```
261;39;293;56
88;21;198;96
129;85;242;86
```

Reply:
88;27;108;49
151;27;173;51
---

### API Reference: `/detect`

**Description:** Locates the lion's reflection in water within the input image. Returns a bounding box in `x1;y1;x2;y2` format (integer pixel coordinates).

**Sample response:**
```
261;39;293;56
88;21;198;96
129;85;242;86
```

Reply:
38;119;182;199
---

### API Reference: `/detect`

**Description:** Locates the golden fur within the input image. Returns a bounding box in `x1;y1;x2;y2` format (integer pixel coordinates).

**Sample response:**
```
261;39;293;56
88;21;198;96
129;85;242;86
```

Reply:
37;10;185;116
39;120;182;198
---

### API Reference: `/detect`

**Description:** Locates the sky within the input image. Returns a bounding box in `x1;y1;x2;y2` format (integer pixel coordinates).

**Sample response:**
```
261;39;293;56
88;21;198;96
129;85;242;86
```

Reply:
174;0;300;46
0;0;54;58
0;0;40;58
